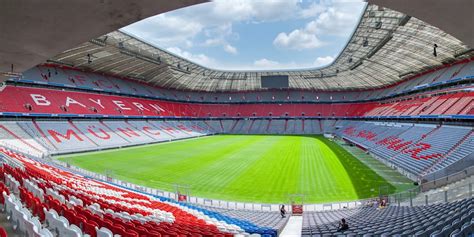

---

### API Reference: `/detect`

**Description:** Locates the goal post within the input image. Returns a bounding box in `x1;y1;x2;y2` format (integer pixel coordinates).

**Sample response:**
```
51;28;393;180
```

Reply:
104;169;115;183
288;194;305;215
174;184;191;202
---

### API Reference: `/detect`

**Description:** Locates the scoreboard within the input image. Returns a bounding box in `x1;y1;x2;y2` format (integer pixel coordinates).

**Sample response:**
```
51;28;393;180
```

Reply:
261;75;289;89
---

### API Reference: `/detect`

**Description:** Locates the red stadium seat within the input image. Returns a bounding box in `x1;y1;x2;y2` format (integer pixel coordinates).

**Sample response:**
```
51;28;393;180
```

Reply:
0;84;472;118
0;226;7;237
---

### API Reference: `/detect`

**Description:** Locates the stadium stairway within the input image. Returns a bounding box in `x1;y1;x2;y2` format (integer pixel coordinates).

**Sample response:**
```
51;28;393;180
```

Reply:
280;216;303;237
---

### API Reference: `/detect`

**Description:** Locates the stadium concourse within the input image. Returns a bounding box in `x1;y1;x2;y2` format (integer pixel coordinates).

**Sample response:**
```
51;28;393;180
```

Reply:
1;0;474;237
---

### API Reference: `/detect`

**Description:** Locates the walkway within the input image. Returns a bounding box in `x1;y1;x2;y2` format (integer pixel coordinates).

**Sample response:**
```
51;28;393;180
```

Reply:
280;215;303;237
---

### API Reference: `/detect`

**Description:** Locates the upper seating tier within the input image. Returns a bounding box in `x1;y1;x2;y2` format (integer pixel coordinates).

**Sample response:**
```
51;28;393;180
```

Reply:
0;85;472;118
10;59;474;103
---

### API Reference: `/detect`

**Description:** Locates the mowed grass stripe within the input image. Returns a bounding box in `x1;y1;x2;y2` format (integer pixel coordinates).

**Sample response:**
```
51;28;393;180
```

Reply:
336;141;413;192
305;138;357;201
222;136;302;202
60;136;247;187
174;136;271;196
58;135;406;203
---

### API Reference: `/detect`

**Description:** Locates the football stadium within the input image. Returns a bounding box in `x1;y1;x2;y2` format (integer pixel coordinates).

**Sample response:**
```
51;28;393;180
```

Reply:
0;1;473;236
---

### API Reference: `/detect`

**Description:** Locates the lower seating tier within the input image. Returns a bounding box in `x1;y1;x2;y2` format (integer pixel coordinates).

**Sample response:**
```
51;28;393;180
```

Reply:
0;146;279;236
302;198;474;236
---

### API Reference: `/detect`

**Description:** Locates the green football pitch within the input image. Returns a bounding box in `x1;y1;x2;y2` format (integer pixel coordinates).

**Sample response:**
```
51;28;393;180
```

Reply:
58;135;413;203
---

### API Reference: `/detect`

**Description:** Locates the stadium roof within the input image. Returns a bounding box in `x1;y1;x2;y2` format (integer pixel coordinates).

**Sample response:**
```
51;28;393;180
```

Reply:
0;0;205;80
47;4;473;92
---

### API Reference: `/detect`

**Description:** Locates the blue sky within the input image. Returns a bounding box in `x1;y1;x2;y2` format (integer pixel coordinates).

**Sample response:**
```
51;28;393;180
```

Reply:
122;0;366;70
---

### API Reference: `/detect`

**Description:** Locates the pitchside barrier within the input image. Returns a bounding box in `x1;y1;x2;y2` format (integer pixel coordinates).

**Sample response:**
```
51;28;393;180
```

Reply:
45;158;474;213
421;154;474;191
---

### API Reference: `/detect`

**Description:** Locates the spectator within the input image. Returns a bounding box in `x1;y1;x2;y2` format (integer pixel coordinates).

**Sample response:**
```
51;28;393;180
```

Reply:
379;198;387;208
280;205;286;218
337;218;349;232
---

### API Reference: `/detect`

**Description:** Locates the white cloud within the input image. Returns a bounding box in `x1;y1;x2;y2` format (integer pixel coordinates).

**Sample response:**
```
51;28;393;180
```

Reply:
299;2;326;18
210;0;300;23
254;58;281;68
252;58;300;70
184;40;193;48
201;23;239;55
253;55;334;70
308;5;364;36
122;0;365;69
203;38;221;47
166;47;216;67
224;44;238;54
123;0;302;51
273;0;364;50
203;38;238;55
273;29;324;50
313;56;335;67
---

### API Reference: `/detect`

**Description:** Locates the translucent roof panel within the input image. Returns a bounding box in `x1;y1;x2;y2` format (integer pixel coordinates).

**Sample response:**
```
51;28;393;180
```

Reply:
48;4;472;92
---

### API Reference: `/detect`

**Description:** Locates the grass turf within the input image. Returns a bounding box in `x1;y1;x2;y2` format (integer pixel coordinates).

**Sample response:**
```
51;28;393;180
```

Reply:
58;135;412;203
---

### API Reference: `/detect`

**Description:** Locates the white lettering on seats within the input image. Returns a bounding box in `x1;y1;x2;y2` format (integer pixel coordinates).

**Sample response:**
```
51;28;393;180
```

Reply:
89;98;105;109
132;102;149;111
65;97;86;107
149;104;165;112
113;100;131;110
30;94;51;106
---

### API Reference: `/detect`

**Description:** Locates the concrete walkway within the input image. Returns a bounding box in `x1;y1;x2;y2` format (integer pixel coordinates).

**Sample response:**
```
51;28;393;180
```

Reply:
280;215;303;237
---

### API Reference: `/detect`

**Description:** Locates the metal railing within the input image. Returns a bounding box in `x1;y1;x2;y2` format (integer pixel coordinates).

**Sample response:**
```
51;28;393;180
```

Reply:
51;159;473;213
421;156;474;190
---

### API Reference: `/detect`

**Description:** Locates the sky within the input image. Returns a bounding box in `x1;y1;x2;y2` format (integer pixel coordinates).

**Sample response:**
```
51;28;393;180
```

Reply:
121;0;366;71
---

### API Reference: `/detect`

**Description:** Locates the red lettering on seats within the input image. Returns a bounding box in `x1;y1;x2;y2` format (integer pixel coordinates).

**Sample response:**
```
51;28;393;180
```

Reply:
159;126;174;133
48;129;83;143
402;143;443;160
142;126;160;135
87;126;111;140
345;128;443;161
388;140;412;151
177;124;192;132
70;75;87;85
376;136;396;146
343;127;356;136
117;127;140;137
191;125;204;131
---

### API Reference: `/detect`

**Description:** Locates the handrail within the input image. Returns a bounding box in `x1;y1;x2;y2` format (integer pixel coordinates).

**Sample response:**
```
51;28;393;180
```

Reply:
49;158;472;212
